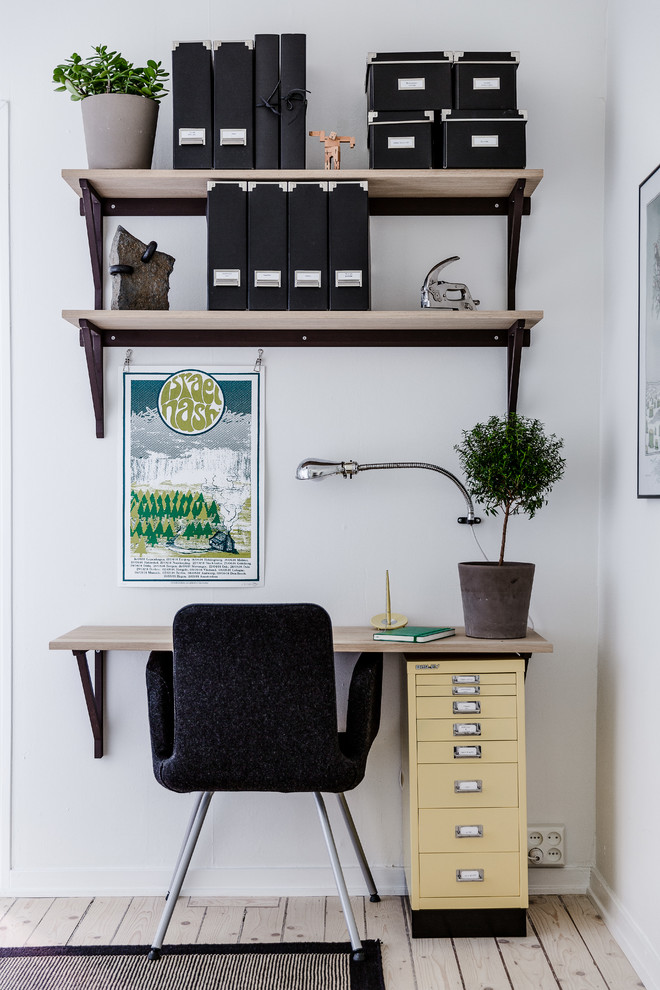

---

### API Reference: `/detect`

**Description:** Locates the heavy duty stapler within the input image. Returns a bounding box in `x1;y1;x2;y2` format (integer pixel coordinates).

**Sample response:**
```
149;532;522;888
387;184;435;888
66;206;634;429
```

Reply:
421;256;480;310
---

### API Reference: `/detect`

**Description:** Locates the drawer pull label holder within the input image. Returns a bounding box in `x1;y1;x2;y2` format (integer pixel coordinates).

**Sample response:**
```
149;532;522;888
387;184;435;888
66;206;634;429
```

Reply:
457;869;484;882
455;825;483;838
455;779;482;793
453;700;481;714
453;722;481;736
454;745;481;758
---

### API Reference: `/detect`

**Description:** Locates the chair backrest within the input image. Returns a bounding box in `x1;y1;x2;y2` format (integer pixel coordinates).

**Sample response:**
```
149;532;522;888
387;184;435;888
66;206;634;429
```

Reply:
166;602;351;792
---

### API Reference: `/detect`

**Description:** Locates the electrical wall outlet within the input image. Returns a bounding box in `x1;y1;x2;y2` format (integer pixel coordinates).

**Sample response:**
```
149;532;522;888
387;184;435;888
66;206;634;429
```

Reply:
527;824;565;867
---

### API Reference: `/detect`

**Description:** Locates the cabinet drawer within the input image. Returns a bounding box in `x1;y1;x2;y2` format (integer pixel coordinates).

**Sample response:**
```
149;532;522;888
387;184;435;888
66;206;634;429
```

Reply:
416;683;516;697
417;717;518;742
416;695;517;720
418;807;520;853
417;739;518;764
419;851;520;898
418;763;519;808
416;673;516;687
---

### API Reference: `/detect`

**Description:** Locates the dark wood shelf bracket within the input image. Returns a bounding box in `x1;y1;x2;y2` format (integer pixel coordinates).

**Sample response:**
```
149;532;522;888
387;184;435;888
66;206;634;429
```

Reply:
79;319;104;438
73;649;105;758
507;178;526;310
507;318;526;414
79;179;104;310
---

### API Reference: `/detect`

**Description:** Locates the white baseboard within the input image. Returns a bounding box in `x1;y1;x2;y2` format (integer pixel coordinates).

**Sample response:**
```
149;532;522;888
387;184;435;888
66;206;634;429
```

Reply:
589;868;660;990
6;864;407;899
528;865;590;895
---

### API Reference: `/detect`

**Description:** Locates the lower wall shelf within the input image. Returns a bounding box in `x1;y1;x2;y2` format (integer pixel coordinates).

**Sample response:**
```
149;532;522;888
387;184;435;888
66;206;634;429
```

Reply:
62;308;543;437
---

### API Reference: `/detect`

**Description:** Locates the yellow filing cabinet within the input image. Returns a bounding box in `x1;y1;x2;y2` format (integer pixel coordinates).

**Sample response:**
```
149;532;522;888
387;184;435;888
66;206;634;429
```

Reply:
403;655;528;938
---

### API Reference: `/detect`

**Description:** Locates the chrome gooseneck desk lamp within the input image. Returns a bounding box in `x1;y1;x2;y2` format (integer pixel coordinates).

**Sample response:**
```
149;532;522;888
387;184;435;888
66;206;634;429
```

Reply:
295;458;481;526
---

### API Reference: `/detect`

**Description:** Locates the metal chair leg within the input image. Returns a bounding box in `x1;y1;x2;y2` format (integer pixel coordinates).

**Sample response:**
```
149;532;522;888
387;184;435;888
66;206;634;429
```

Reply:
336;793;380;902
148;790;213;961
165;792;207;899
313;792;364;962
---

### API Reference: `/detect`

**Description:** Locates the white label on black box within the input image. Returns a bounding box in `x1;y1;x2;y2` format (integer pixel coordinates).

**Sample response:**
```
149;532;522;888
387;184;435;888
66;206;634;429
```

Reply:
388;136;415;150
335;270;363;288
474;77;501;90
220;128;247;146
254;271;281;288
179;127;206;145
472;134;499;148
294;271;322;288
398;76;425;90
213;269;241;287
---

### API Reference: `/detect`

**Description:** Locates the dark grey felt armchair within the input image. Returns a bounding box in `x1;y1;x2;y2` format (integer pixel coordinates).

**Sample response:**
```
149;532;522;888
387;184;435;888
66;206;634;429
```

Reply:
145;603;383;962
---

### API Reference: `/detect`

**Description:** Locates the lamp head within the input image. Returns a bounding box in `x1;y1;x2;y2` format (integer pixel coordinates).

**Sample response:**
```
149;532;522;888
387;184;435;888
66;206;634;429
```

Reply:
295;458;358;480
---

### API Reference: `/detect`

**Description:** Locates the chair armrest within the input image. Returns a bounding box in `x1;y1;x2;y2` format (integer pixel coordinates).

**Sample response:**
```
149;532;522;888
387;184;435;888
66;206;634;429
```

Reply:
340;653;383;760
146;651;174;761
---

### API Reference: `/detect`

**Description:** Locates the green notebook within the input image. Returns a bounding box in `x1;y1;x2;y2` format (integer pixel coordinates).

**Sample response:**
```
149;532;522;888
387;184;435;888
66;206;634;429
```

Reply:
372;625;455;643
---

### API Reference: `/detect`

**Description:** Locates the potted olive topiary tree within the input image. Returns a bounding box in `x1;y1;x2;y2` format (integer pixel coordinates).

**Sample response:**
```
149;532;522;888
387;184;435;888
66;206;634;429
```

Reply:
454;413;565;638
53;45;169;168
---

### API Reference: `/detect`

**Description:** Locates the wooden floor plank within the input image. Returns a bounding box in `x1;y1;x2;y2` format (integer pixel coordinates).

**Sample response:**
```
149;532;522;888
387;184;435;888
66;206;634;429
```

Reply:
189;896;279;908
497;919;561;990
196;902;245;944
240;899;286;943
283;895;326;942
161;896;206;944
67;896;132;946
0;898;54;947
410;933;464;990
365;896;416;990
325;895;366;942
0;899;14;924
561;895;646;990
111;895;164;945
25;897;91;946
528;895;610;990
453;935;512;990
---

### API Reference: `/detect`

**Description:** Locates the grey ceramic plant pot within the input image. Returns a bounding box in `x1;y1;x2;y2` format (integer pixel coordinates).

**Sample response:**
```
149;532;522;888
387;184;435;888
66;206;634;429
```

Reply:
458;561;535;639
81;93;159;169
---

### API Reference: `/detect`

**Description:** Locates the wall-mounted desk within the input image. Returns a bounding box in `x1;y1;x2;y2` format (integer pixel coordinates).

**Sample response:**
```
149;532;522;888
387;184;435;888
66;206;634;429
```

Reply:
49;623;552;938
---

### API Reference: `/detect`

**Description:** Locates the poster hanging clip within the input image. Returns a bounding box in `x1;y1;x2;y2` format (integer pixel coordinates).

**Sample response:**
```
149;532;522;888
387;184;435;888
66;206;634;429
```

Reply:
254;348;264;372
123;349;133;371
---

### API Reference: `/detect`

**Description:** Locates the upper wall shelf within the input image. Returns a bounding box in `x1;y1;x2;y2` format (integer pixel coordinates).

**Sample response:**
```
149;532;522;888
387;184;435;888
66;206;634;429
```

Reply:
62;167;543;212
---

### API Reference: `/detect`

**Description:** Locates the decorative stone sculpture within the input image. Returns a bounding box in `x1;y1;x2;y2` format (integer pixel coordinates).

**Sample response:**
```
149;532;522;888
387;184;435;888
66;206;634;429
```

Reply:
109;225;175;310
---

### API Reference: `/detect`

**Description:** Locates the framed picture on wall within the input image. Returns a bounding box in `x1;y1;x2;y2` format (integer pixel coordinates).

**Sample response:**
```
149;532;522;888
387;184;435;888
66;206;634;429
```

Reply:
638;164;660;496
121;365;264;586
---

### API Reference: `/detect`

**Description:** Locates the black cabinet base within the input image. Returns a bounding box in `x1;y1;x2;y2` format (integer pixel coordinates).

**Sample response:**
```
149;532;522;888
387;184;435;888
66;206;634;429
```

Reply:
410;907;527;939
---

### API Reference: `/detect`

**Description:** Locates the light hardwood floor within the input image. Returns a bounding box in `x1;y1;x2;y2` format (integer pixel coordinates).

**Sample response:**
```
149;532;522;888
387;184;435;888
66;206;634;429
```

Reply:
0;893;645;989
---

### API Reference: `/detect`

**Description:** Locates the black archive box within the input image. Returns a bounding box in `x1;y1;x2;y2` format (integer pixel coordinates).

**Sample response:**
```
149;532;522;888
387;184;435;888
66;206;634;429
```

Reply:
248;182;288;310
366;52;452;112
442;109;526;168
453;52;519;110
207;181;248;310
254;34;280;168
172;41;214;168
328;181;370;311
213;41;254;168
368;111;436;169
280;33;307;168
288;182;329;311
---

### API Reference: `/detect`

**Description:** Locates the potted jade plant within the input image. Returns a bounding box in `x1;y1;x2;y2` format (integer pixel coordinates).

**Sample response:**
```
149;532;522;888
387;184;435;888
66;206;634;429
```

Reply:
454;413;565;638
53;44;169;169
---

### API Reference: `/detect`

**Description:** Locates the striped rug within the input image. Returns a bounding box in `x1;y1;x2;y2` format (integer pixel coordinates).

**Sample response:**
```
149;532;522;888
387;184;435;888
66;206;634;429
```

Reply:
0;941;384;990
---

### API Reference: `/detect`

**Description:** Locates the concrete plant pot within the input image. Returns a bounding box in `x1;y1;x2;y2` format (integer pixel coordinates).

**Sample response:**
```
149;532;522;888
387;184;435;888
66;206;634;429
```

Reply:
458;561;535;639
81;93;159;168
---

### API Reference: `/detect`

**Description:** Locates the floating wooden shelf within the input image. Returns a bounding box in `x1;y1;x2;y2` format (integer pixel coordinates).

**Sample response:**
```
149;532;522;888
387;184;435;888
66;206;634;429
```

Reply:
62;167;543;204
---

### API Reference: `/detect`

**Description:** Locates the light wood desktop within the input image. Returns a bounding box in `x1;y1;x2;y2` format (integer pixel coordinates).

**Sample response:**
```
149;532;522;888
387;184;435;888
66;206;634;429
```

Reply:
49;625;552;759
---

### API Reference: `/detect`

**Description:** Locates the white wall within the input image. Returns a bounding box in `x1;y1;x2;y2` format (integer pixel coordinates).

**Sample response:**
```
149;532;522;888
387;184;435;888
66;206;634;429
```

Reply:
0;0;605;898
594;1;660;986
